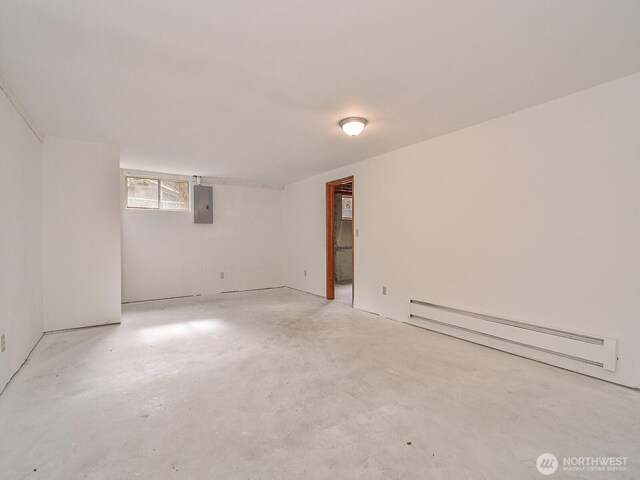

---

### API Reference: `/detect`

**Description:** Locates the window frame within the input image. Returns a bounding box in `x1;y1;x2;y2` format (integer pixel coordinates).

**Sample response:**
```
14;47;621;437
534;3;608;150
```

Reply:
125;175;192;212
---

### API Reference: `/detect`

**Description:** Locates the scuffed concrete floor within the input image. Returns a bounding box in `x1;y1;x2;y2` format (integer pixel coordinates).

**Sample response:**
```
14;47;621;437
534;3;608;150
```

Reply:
1;288;639;480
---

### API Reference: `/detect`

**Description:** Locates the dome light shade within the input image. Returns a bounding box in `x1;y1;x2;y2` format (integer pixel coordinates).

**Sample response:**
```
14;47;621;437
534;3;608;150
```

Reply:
339;117;368;136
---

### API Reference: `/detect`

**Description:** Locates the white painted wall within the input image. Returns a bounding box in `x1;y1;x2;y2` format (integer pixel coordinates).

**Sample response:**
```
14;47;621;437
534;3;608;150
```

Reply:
43;137;121;331
283;73;640;388
0;91;43;391
122;182;284;302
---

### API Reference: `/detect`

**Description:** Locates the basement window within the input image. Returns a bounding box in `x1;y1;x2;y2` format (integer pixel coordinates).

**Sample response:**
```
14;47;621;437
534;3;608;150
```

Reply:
126;177;190;210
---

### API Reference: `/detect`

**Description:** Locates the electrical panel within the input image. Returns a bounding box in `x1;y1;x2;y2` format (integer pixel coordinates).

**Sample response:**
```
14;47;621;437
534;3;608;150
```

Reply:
194;185;213;224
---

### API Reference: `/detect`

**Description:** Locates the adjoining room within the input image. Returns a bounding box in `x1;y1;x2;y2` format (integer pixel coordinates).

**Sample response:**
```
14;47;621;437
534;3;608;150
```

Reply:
1;2;639;478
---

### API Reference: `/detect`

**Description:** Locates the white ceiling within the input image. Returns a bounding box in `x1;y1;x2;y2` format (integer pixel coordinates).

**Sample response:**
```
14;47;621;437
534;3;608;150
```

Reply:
1;1;639;185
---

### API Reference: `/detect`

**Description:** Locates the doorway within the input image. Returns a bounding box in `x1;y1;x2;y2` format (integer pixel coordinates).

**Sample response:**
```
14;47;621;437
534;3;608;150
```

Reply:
326;176;354;305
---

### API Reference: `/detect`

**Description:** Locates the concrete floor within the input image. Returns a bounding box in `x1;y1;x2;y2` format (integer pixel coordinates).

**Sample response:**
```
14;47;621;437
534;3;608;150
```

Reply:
1;288;638;479
335;282;353;305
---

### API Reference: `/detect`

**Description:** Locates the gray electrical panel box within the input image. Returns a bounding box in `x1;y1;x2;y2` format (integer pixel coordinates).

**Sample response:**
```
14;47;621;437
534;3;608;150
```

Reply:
194;185;213;224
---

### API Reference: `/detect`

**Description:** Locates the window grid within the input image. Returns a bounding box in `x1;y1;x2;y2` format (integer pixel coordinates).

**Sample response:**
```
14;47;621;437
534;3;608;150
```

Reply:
126;176;190;211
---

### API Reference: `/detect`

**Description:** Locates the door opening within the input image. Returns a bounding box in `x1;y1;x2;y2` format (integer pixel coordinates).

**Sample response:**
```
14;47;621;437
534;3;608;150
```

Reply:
326;176;354;305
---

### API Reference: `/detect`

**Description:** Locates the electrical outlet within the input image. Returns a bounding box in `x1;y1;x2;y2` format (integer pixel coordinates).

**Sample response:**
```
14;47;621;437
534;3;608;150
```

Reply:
220;272;224;279
1;334;5;353
304;269;307;277
356;229;359;237
382;286;387;295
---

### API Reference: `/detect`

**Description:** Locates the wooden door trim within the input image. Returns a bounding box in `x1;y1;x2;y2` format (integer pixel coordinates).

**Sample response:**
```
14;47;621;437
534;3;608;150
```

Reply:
326;176;354;300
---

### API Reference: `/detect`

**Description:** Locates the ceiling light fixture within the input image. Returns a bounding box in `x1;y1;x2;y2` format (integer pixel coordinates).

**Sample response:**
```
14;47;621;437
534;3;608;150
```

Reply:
339;117;368;136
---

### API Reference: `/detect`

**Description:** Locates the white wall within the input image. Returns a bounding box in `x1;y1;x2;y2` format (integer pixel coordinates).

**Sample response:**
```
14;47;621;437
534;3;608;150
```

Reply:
283;73;640;388
122;182;284;303
0;91;43;391
43;137;121;331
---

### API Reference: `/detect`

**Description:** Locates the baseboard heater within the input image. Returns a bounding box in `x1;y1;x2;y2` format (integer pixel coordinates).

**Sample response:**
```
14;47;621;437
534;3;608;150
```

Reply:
408;300;617;372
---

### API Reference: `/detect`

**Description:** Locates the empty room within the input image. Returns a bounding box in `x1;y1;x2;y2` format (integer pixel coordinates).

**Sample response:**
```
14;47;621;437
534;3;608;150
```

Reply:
1;1;639;478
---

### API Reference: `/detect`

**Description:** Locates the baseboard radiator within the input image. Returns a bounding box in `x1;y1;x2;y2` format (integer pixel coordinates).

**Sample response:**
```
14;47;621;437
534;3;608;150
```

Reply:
408;300;617;372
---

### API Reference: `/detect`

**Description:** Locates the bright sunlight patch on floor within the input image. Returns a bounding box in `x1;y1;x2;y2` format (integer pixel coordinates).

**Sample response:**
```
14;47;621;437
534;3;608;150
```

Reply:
138;319;223;343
